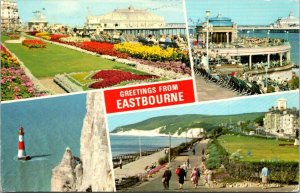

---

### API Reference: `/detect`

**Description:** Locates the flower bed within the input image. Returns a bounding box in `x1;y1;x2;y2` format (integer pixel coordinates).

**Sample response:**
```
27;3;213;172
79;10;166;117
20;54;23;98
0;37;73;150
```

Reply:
89;69;158;89
1;45;46;100
129;58;191;75
8;34;20;40
35;32;49;37
78;41;128;58
27;31;40;36
114;42;189;62
22;39;46;48
49;34;69;41
60;36;90;43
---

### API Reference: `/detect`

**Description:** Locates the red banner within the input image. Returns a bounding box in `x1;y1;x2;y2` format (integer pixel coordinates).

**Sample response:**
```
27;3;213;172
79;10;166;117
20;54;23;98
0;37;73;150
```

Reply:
104;79;195;113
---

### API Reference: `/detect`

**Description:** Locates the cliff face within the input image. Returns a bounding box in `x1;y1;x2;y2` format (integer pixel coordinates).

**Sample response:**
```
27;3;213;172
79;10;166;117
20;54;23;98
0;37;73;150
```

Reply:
51;91;115;192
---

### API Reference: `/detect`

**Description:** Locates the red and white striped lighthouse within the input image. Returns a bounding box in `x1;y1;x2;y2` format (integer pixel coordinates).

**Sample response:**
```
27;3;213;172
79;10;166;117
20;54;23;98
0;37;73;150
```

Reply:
18;127;31;160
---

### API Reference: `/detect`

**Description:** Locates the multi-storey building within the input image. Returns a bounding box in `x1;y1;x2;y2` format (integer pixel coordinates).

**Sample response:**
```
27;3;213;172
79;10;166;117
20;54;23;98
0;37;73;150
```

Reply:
1;0;20;30
264;98;299;137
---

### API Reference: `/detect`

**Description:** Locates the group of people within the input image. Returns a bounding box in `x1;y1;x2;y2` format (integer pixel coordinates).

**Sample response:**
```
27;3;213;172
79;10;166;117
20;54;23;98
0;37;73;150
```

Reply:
162;160;214;190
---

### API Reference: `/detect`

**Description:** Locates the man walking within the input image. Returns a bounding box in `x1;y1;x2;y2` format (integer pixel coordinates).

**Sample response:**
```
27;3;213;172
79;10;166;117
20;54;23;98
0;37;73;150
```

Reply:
162;166;172;190
261;166;269;189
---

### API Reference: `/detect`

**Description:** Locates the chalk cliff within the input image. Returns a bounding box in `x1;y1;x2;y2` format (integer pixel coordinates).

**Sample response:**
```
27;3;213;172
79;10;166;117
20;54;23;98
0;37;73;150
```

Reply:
51;91;115;192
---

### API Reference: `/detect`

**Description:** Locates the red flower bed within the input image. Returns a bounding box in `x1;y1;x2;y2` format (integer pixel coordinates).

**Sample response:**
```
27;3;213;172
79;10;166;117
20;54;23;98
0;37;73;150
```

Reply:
89;70;158;89
27;31;40;36
49;34;69;41
79;42;128;58
22;39;46;48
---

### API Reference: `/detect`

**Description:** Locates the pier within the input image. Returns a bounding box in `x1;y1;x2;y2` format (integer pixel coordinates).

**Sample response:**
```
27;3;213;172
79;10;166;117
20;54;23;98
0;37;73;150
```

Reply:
238;26;299;33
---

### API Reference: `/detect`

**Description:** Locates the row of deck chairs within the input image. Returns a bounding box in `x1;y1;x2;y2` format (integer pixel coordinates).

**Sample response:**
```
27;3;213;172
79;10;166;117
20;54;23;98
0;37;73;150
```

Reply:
194;67;263;95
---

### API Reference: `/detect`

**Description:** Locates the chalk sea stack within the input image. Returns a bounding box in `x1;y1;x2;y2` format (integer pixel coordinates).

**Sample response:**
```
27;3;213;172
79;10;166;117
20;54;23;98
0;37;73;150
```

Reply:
51;91;115;192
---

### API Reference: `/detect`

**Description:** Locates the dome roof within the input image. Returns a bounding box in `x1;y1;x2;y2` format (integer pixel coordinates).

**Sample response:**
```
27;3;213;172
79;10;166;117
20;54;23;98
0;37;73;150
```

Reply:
209;13;234;27
91;6;165;23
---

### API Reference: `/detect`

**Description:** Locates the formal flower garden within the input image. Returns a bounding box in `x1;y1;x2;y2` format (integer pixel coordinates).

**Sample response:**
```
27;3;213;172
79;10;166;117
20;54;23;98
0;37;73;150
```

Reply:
28;32;191;75
1;45;46;101
1;31;192;99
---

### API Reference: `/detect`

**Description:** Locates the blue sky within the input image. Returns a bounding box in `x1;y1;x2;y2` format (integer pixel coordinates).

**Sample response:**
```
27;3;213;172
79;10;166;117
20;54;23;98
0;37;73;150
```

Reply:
186;0;299;26
17;0;185;27
107;91;299;131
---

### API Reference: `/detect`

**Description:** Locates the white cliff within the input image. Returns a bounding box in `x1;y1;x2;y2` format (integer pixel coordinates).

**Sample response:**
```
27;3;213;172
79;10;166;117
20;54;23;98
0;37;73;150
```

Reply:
51;91;115;192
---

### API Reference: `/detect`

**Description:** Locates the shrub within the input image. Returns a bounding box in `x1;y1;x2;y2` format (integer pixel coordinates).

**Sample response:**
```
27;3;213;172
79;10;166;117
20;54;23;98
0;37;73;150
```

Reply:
226;160;299;184
158;155;169;165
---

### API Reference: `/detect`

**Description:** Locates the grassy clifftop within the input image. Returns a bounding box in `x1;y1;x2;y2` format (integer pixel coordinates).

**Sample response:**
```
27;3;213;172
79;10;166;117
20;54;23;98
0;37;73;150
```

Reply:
111;112;265;134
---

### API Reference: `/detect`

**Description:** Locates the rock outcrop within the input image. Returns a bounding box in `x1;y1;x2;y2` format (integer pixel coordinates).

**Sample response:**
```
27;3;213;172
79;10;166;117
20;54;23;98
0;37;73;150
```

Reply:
51;91;115;192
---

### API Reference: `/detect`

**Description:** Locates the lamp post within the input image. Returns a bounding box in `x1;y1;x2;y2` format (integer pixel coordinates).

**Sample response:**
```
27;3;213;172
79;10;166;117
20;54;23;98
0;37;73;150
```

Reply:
205;10;211;69
168;132;171;164
7;6;11;30
139;136;142;158
265;66;268;91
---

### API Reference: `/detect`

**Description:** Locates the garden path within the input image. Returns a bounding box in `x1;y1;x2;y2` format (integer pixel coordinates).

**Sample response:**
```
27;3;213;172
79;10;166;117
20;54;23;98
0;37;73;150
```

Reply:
39;77;67;94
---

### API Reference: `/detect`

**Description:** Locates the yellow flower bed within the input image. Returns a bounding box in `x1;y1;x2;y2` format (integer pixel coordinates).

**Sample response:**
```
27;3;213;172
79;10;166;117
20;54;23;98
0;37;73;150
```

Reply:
35;32;49;37
114;42;187;61
41;35;51;40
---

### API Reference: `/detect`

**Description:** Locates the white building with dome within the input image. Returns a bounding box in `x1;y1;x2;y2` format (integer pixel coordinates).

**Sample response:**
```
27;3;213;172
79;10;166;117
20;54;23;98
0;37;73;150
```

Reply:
271;12;299;28
85;6;186;35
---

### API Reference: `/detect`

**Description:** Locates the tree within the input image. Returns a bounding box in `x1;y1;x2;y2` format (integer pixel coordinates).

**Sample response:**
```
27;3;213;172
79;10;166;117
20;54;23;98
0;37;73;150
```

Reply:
254;116;264;126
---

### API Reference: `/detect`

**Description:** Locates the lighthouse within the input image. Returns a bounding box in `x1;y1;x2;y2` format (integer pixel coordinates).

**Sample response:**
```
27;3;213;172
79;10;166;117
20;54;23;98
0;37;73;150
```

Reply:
18;127;31;160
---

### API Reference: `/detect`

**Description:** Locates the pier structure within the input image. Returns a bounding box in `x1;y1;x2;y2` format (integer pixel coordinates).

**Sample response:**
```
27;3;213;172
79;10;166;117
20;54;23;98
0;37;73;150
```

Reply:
193;12;293;70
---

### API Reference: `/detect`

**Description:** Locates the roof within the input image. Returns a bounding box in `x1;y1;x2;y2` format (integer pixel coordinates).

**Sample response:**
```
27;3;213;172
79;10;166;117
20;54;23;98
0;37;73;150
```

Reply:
88;6;165;23
209;13;233;27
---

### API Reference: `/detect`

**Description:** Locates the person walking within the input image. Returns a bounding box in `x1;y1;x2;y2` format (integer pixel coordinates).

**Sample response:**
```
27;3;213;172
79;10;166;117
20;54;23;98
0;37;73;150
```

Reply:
190;167;200;188
162;166;172;190
176;165;185;189
192;148;196;155
119;158;123;169
260;166;269;189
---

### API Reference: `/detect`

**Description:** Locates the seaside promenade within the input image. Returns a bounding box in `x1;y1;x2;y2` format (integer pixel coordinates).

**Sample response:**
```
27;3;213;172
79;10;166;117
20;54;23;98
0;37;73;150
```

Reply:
114;150;166;179
195;76;238;101
125;139;298;192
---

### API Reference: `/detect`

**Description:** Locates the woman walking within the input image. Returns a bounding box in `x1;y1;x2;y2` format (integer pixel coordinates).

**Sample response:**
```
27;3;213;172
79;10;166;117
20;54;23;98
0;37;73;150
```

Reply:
190;167;200;188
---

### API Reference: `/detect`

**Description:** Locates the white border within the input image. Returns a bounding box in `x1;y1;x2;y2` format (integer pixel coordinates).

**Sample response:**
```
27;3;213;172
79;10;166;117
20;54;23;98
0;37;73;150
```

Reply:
182;0;199;102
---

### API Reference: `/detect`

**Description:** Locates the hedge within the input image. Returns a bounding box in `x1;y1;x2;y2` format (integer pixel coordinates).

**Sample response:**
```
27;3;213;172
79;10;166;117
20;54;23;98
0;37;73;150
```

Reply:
225;160;299;184
207;138;299;184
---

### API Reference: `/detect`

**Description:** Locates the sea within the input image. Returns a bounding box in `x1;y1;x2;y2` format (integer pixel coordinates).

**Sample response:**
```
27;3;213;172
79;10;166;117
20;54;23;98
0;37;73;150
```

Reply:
1;96;186;192
239;32;299;66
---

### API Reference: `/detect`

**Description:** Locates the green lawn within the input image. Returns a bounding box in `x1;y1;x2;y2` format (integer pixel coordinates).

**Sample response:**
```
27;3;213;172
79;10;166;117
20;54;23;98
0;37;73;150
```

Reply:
218;134;299;162
1;36;137;78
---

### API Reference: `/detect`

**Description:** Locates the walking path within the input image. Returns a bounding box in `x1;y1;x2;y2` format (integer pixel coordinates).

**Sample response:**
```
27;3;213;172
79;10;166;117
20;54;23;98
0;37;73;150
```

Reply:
125;139;298;192
39;77;67;94
125;139;208;191
114;150;166;180
195;76;238;102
